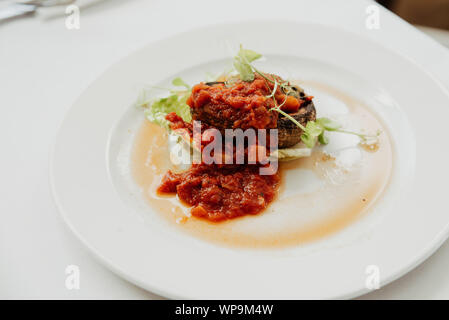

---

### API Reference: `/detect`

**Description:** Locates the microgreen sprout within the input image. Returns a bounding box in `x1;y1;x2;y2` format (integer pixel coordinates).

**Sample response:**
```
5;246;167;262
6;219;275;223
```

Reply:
233;45;381;149
266;78;278;99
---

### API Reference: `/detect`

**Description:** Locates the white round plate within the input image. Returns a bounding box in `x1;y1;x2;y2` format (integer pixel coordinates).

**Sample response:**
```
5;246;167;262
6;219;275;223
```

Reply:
51;21;449;299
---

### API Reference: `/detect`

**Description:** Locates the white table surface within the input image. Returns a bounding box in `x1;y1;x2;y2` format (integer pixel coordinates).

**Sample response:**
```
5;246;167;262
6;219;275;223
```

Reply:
2;0;449;299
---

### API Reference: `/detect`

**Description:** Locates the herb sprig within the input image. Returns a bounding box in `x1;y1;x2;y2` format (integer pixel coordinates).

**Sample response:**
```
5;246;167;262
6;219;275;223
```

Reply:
233;45;380;148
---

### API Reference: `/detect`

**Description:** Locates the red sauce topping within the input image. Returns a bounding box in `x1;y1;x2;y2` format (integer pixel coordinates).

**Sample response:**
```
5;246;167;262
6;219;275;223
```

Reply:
157;73;303;222
186;74;302;130
158;164;280;221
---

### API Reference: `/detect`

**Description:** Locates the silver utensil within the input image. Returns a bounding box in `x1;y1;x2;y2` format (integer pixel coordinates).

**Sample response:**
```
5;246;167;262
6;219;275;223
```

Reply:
16;0;75;6
0;3;36;21
0;0;75;22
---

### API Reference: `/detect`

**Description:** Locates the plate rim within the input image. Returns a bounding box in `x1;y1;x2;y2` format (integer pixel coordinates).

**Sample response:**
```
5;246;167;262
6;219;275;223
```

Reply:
50;20;449;299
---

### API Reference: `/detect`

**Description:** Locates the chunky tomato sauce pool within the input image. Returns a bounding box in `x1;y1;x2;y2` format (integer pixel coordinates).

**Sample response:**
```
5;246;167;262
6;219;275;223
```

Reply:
158;164;280;222
157;73;308;222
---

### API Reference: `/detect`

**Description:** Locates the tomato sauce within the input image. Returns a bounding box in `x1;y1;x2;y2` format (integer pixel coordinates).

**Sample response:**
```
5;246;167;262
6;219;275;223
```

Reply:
186;73;303;130
158;164;280;221
157;73;302;222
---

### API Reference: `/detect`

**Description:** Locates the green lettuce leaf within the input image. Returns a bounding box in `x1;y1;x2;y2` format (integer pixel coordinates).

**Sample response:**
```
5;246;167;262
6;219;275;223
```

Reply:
137;78;192;129
143;93;191;129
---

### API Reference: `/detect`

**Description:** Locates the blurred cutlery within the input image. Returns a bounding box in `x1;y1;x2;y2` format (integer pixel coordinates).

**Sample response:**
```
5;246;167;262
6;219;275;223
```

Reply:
0;0;75;22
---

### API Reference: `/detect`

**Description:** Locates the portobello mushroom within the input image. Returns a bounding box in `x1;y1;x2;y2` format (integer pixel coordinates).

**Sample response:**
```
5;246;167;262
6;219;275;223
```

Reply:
189;77;316;149
277;99;316;148
191;99;316;149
